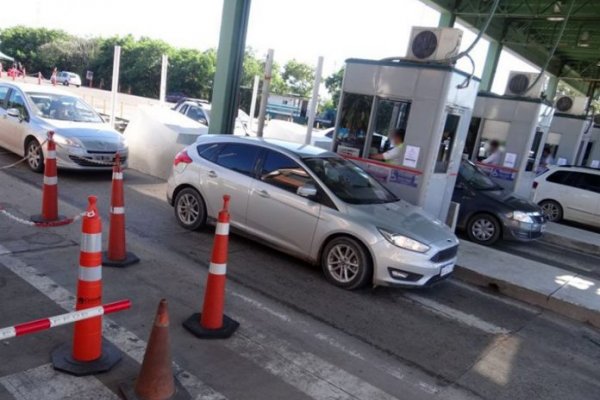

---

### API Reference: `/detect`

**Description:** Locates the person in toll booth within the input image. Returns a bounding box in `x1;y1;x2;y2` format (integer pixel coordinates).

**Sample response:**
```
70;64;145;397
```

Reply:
371;128;405;165
482;139;502;165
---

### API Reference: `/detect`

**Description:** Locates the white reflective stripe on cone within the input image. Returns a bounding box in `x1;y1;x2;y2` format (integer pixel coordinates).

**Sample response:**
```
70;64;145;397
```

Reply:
48;306;104;328
0;326;16;340
112;172;123;180
43;176;57;185
80;233;102;253
111;206;125;215
208;262;227;275
46;150;56;159
79;265;102;282
215;222;229;236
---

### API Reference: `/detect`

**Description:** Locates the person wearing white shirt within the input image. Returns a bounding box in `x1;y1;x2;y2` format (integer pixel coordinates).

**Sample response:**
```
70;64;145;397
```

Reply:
371;129;405;165
482;140;502;165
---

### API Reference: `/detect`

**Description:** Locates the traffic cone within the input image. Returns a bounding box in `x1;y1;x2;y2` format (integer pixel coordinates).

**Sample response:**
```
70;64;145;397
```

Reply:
52;196;122;376
31;131;64;223
120;299;191;400
102;154;139;267
183;195;239;339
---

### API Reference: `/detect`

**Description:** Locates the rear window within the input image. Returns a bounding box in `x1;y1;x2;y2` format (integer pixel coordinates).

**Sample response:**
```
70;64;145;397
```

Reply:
546;171;571;184
215;143;261;176
196;143;222;163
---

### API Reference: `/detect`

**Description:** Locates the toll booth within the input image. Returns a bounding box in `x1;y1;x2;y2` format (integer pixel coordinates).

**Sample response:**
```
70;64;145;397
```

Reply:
547;113;593;166
332;58;479;221
465;83;554;198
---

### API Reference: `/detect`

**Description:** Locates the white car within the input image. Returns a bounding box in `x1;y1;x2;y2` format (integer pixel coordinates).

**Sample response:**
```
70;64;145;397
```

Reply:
173;99;249;136
532;166;600;228
56;71;82;87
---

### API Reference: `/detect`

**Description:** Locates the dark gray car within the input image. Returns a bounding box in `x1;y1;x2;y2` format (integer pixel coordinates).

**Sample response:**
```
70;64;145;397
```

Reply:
452;160;545;245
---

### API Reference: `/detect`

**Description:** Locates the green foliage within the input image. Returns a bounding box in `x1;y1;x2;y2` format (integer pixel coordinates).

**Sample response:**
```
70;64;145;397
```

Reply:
281;59;314;97
0;26;69;74
325;67;344;108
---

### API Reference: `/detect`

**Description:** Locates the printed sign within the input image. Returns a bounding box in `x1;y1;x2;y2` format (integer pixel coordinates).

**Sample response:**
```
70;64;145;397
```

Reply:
557;157;567;166
389;169;419;187
477;163;516;181
337;145;360;157
402;145;420;169
591;160;599;169
86;70;94;80
503;152;517;169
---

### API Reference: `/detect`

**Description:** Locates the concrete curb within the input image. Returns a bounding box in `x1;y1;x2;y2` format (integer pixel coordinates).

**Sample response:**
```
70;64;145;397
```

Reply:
541;232;600;257
454;265;600;329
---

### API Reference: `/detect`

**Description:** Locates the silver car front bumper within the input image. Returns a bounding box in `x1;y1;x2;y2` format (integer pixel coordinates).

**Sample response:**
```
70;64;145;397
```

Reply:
54;146;129;170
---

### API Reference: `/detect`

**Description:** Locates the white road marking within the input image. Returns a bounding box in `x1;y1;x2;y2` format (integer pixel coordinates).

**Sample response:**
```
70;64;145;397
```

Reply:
0;245;10;255
230;292;291;322
448;280;541;314
229;317;401;400
404;293;510;335
0;364;118;400
0;254;227;400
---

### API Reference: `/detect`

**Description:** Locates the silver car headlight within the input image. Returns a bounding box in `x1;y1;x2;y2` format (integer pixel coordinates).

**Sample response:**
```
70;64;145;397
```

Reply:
118;135;128;148
507;211;534;223
53;134;83;148
378;228;430;253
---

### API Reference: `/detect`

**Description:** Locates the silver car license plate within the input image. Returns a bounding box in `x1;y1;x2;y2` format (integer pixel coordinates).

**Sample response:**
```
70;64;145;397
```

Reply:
441;264;454;276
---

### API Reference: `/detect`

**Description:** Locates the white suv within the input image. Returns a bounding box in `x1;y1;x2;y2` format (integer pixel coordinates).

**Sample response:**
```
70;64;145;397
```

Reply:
532;166;600;228
56;71;82;87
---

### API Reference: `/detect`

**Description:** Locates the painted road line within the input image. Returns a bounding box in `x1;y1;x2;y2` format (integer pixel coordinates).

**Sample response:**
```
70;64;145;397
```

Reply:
228;317;401;400
404;293;511;335
0;245;10;256
448;280;541;314
0;363;118;400
0;254;227;400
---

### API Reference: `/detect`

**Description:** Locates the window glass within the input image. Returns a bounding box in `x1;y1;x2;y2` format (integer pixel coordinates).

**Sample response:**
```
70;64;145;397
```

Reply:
187;107;205;122
372;99;411;155
215;143;261;176
196;143;222;163
526;130;544;171
459;161;500;190
7;90;29;119
435;113;460;173
0;86;9;109
260;151;313;194
179;105;188;114
546;171;571;185
333;93;373;158
575;173;600;193
27;92;101;122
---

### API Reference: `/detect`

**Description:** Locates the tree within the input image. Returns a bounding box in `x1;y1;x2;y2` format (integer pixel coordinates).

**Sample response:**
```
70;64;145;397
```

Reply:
39;37;101;78
281;59;314;97
0;26;69;73
168;48;217;99
325;67;344;108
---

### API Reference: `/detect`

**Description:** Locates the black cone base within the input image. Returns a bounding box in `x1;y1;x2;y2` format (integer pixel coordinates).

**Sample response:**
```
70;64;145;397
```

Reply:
102;251;140;268
119;377;191;400
51;339;122;376
30;214;66;223
182;313;239;339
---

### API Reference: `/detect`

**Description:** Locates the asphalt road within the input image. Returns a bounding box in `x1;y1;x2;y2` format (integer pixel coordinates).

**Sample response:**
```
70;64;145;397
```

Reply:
1;151;599;400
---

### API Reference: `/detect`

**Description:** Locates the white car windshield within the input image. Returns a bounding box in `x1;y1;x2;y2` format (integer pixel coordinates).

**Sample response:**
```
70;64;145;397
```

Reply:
304;157;398;204
27;92;103;123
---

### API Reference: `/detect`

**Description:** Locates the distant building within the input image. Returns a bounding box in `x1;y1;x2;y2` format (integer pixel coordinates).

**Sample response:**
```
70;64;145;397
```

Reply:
266;94;309;120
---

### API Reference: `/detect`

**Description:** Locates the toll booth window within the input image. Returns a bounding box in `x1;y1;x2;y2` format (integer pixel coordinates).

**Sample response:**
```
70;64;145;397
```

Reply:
373;99;411;154
464;117;482;160
435;114;460;173
334;93;373;157
526;130;544;171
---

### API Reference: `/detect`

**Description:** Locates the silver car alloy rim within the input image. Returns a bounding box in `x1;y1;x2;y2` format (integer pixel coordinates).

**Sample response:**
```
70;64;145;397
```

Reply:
177;193;200;225
27;142;41;170
471;218;495;241
327;244;360;283
541;203;559;221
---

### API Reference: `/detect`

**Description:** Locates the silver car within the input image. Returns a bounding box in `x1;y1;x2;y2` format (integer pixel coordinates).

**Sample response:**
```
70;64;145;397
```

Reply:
167;135;459;289
0;82;127;172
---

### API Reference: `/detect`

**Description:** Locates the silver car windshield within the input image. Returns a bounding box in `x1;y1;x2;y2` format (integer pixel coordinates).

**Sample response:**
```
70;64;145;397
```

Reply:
26;92;103;123
304;157;398;204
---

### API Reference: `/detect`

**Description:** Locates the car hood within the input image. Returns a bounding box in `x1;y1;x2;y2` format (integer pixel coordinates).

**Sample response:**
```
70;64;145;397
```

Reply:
479;189;540;212
40;119;125;151
350;200;456;245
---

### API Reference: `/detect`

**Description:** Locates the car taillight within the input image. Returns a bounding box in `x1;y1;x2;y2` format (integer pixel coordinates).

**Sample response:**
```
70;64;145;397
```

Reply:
532;181;538;189
173;150;193;166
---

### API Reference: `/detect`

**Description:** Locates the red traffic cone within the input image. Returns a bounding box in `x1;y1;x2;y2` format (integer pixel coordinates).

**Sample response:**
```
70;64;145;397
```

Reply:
52;196;122;376
120;299;191;400
102;154;139;267
31;131;64;223
183;195;239;339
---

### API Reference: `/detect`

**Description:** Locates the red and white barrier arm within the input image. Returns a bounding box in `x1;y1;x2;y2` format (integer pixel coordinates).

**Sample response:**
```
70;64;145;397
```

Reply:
0;299;131;341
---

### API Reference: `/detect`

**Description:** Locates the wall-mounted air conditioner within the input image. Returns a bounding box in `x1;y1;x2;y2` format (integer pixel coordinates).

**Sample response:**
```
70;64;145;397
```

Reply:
405;27;463;62
555;96;589;115
504;71;547;98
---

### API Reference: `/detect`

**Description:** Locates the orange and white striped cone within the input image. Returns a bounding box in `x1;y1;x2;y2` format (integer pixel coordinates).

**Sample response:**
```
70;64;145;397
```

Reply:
102;155;139;268
31;131;64;223
52;196;122;376
183;195;239;339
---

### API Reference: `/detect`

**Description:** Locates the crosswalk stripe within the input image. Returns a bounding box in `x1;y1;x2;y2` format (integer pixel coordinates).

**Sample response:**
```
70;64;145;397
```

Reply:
0;254;227;400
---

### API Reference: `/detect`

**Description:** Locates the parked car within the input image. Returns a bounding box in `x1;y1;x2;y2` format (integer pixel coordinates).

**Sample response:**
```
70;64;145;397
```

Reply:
173;99;250;136
0;82;128;172
167;135;459;289
532;166;600;228
56;71;82;87
453;159;545;245
166;92;188;104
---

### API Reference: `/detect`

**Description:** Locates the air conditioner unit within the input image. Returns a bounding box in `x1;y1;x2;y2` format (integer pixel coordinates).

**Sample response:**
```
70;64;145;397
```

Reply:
405;27;463;62
504;71;547;98
555;96;589;115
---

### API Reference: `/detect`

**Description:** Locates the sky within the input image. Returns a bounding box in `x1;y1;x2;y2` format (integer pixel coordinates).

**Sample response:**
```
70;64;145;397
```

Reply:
0;0;539;94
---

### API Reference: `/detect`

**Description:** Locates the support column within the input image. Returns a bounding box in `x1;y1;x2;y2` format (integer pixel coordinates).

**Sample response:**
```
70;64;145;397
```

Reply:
546;75;559;100
438;9;456;27
208;0;252;135
479;40;502;92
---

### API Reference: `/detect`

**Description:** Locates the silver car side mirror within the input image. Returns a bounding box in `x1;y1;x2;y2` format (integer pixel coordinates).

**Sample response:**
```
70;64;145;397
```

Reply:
297;184;317;198
7;108;21;119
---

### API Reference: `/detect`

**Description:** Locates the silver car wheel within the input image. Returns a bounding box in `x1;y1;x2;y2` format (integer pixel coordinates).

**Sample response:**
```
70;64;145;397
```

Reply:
27;141;42;171
541;202;560;221
471;218;495;241
327;244;360;283
177;193;200;225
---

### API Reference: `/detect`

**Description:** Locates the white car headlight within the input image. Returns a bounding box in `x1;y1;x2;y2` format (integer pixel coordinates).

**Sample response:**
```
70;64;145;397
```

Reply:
378;228;430;253
508;211;534;223
52;134;83;148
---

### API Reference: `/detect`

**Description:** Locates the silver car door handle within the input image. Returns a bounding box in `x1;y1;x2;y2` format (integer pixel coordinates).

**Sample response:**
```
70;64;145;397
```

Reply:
208;170;218;178
257;189;270;198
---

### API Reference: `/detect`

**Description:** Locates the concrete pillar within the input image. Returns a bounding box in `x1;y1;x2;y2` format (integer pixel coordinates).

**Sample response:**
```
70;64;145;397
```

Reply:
479;40;502;92
438;9;456;27
208;0;252;135
546;75;559;100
